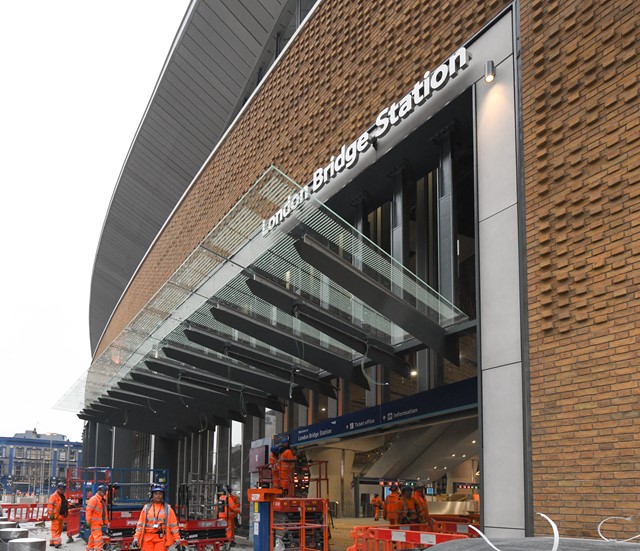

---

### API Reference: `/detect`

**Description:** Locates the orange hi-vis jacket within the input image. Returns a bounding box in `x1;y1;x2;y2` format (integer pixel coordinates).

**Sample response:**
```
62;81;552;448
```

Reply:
383;491;399;523
134;502;181;547
218;494;240;519
85;493;107;527
269;453;280;488
370;496;383;519
279;448;296;493
48;490;68;519
412;490;430;523
394;494;419;524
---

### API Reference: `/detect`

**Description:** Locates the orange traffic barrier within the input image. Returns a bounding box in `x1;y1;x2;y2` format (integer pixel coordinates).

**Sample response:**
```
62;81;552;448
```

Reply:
2;503;48;522
429;515;480;536
347;526;369;551
366;526;468;550
351;525;469;551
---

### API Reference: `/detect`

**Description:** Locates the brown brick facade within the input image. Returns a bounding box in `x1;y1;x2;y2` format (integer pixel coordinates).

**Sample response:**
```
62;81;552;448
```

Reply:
95;0;640;538
521;0;640;538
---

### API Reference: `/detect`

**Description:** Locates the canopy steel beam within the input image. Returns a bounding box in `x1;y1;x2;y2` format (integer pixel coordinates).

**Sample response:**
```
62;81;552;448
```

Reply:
210;302;370;389
79;417;190;438
78;409;194;437
144;359;285;412
245;273;410;377
121;376;248;423
184;325;337;398
293;235;447;354
161;344;308;406
106;389;231;428
130;369;269;419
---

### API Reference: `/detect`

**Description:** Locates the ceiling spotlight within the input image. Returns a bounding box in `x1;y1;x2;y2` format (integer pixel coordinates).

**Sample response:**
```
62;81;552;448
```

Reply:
484;60;496;83
410;370;418;377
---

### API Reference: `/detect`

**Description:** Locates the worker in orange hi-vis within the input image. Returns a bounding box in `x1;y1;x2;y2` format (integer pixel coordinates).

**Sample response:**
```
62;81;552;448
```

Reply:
412;484;432;527
131;484;184;551
370;493;383;521
84;485;108;551
395;486;419;524
383;485;400;524
269;446;281;489
47;482;69;548
218;487;241;546
278;441;296;497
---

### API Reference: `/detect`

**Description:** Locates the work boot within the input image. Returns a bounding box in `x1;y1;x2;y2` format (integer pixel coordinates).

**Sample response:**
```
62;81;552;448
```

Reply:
230;541;236;547
67;537;74;543
55;545;62;549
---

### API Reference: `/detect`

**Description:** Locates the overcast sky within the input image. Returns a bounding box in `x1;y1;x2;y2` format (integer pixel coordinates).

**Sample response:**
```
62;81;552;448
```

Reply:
0;1;190;442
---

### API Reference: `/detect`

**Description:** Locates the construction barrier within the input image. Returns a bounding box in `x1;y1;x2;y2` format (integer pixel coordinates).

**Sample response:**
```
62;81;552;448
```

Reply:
349;524;473;551
65;508;81;537
361;526;468;551
1;504;48;522
429;515;480;536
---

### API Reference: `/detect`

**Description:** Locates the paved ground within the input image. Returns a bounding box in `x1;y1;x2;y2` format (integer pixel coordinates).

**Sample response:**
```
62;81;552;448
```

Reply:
9;520;633;551
434;537;636;549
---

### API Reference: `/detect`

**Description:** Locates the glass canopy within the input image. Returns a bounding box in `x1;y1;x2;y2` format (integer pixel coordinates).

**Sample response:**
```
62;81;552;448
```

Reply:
83;166;467;411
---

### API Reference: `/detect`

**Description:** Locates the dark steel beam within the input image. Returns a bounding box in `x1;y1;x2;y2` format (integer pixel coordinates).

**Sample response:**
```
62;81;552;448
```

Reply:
161;344;308;406
245;274;410;377
119;377;246;423
184;325;337;398
293;235;446;354
144;359;285;413
128;370;250;422
78;410;192;438
210;302;370;390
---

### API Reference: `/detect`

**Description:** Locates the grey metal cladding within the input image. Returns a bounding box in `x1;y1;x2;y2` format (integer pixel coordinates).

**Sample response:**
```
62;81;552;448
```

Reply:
89;0;292;354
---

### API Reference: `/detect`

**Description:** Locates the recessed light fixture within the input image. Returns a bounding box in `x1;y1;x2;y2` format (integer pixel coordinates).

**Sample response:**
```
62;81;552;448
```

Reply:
472;440;476;444
410;370;417;377
451;453;456;457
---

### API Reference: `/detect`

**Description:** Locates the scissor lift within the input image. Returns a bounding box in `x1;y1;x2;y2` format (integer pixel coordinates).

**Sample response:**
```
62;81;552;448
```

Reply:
176;481;230;551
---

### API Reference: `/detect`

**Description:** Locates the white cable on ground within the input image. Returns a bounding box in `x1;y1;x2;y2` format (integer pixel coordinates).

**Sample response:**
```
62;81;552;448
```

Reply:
597;516;640;542
468;513;559;551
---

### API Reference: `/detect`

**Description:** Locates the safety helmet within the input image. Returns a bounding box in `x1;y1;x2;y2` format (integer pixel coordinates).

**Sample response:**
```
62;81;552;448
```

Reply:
270;446;280;455
150;483;166;494
401;485;413;493
57;483;67;490
97;485;109;493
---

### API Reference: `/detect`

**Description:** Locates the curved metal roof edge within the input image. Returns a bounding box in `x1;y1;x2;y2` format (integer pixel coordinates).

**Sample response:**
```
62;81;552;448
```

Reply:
88;0;198;354
90;0;323;360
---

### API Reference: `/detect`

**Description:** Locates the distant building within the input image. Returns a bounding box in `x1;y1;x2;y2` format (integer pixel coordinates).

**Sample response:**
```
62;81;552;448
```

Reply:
0;429;82;495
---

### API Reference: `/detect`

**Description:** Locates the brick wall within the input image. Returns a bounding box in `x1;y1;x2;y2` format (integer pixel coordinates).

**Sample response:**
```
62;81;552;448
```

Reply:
520;0;640;538
96;0;510;356
93;0;640;538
